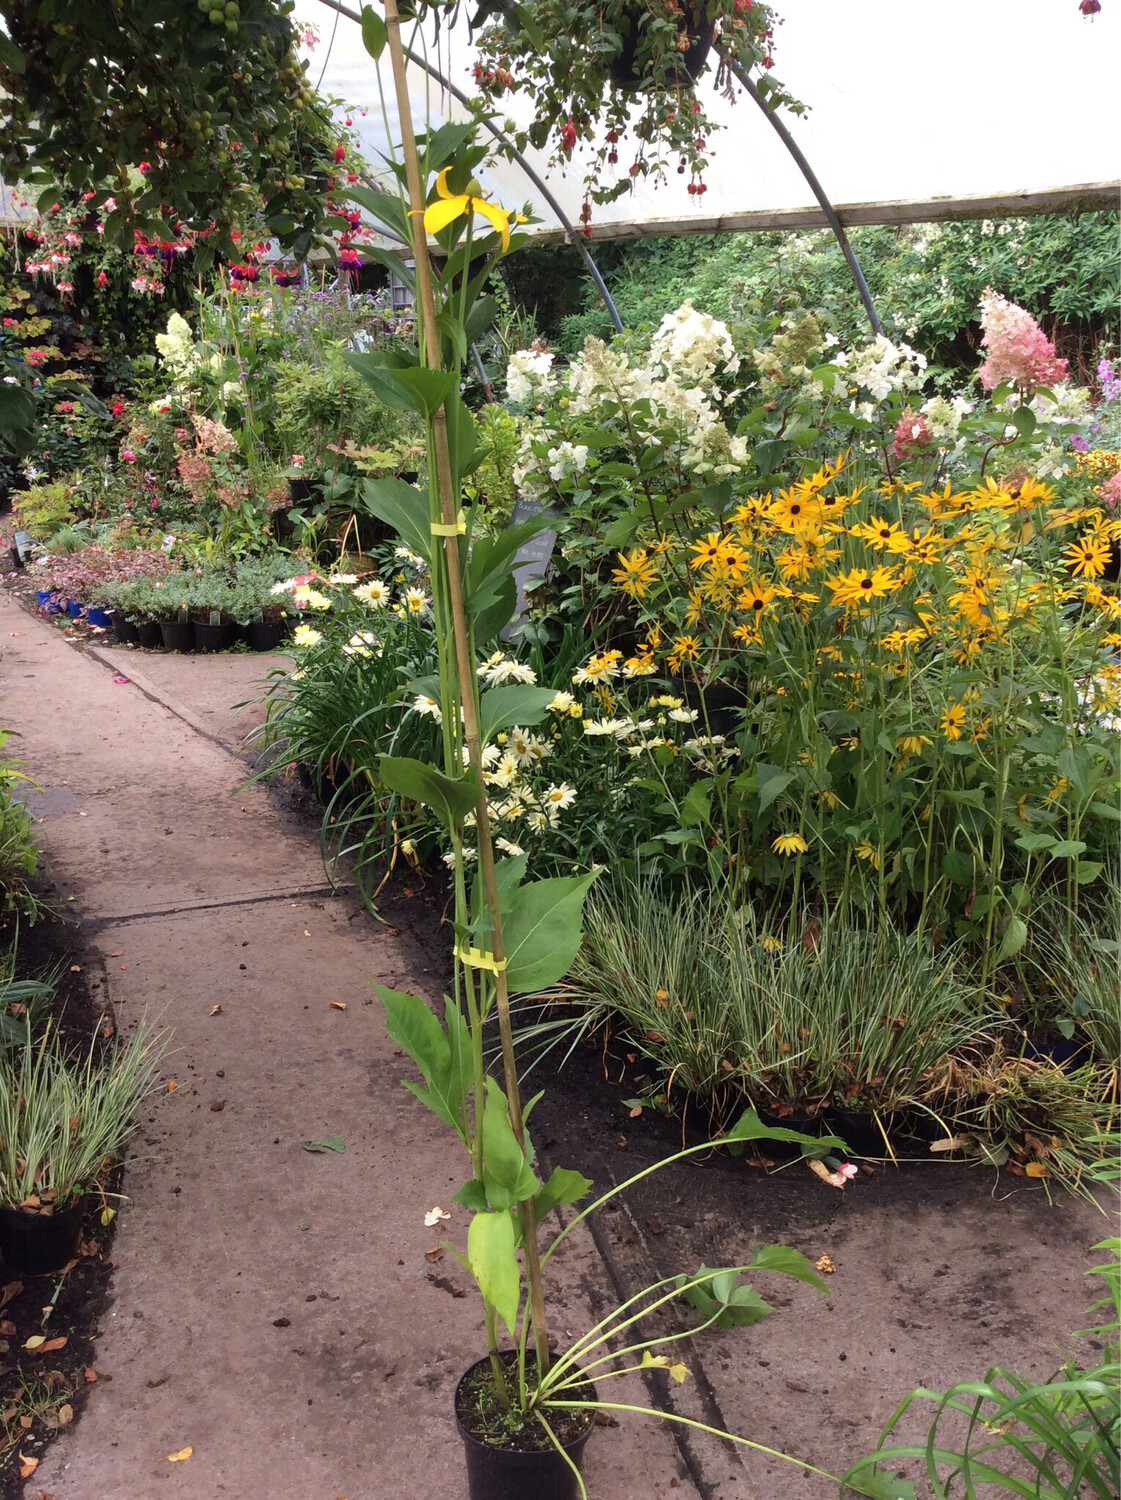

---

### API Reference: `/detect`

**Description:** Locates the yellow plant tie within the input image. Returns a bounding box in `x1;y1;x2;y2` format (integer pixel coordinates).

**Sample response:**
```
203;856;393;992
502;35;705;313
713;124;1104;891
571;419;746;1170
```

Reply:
454;944;507;973
430;512;467;536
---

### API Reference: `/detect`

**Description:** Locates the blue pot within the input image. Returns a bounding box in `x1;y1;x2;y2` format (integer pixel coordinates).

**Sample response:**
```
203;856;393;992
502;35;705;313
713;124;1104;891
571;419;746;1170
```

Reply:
86;605;112;628
67;599;83;619
36;589;63;616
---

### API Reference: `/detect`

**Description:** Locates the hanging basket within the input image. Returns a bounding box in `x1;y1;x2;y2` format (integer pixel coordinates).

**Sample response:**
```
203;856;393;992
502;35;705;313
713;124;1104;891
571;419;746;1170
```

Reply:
608;3;716;91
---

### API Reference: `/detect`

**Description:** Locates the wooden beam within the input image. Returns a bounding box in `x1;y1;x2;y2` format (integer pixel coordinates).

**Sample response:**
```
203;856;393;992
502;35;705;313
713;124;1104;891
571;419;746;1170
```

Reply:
520;182;1120;246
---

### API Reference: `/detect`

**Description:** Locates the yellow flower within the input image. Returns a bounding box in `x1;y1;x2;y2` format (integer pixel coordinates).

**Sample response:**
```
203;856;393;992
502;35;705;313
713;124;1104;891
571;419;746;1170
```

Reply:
612;548;659;598
422;168;519;252
854;839;880;869
689;532;733;570
1063;533;1112;579
940;703;966;741
667;634;701;670
851;514;903;548
772;832;809;856
623;652;657;677
895;734;932;759
1047;776;1069;803
825;566;898;608
735;578;777;618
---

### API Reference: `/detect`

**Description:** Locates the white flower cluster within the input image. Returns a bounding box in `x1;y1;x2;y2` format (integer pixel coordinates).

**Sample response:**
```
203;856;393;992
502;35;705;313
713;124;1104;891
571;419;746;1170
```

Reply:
836;335;928;405
506;344;556;403
650;300;740;384
921;393;972;445
154;312;200;383
546;441;589;482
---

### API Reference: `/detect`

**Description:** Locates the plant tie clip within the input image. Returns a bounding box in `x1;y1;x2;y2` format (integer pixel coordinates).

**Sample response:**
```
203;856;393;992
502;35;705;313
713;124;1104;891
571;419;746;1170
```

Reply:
454;944;506;973
431;512;467;536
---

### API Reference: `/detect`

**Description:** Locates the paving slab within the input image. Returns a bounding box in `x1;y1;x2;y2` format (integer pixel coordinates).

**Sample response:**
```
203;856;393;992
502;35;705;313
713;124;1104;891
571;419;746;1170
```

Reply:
1;591;692;1500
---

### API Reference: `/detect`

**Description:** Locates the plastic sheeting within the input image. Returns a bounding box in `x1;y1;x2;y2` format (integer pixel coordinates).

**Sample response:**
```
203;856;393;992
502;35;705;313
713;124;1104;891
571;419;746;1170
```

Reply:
298;0;1119;241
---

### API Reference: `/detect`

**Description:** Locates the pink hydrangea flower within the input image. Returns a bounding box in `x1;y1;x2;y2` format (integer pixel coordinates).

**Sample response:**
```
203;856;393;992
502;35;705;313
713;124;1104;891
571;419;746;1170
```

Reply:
1100;471;1121;513
977;289;1068;394
892;411;933;460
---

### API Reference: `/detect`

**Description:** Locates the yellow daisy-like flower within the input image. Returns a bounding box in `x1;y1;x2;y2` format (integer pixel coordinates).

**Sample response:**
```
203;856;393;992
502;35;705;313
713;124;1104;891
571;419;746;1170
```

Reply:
772;832;809;856
612;548;659;598
825;566;899;608
940;703;966;741
854;839;880;869
895;734;932;759
666;634;701;670
688;532;732;571
851;515;903;549
1047;776;1069;803
735;578;777;618
1063;533;1112;579
422;168;520;252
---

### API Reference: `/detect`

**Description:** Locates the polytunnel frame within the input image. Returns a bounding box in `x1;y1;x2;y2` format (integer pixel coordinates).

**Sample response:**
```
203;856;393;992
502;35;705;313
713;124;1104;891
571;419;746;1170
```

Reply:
312;0;883;336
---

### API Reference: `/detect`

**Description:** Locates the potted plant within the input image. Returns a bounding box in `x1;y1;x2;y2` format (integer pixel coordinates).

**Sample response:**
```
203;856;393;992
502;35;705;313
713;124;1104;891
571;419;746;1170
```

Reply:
190;572;240;652
0;1023;164;1275
232;556;297;651
343;20;872;1496
468;0;801;207
154;578;198;653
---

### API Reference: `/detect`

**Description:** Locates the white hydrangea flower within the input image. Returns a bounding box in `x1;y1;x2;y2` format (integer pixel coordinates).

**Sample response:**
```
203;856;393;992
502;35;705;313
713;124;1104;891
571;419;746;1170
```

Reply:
506;344;556;402
650;300;740;384
546;442;590;483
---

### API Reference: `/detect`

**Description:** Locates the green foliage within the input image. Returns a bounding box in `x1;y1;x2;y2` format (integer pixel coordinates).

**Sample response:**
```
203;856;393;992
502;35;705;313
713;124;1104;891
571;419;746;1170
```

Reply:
463;405;521;528
0;0;346;258
13;480;80;539
532;212;1120;368
273;356;419;477
0;730;39;916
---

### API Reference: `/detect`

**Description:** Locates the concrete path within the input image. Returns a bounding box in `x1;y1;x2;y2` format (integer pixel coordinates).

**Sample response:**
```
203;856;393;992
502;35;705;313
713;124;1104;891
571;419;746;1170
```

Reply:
0;595;690;1500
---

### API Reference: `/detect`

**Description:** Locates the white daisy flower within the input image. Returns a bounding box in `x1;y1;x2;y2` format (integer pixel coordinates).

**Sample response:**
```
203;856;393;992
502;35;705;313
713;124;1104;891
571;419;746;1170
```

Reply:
353;578;391;608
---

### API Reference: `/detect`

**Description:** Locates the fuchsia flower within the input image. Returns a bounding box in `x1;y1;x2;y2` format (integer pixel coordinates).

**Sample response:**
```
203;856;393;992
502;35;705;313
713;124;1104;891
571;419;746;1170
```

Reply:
1080;1;1101;15
121;449;137;462
977;289;1068;395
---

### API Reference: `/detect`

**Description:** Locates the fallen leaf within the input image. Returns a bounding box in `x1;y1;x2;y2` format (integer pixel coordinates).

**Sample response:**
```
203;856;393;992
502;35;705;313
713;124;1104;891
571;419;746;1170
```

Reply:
628;1105;642;1119
0;1319;15;1335
929;1136;967;1153
815;1254;837;1274
84;1368;98;1383
27;1336;67;1354
329;1001;347;1012
304;929;311;937
18;1452;37;1479
70;965;81;973
0;1282;22;1311
424;1246;445;1264
57;1403;74;1426
167;1081;178;1093
209;1005;223;1016
423;1207;450;1227
166;1447;193;1463
302;1137;345;1154
108;951;123;958
1025;1162;1048;1178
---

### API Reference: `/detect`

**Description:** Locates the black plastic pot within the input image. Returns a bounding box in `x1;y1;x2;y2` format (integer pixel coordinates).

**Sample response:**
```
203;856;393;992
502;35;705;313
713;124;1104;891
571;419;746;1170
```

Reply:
455;1355;595;1500
0;1197;85;1275
609;3;714;89
245;619;288;652
159;619;195;653
193;620;238;653
112;613;140;645
135;619;163;650
827;1107;897;1159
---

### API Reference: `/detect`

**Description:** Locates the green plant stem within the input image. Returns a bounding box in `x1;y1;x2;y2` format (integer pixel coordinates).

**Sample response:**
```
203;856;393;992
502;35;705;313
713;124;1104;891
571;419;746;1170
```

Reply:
381;0;551;1377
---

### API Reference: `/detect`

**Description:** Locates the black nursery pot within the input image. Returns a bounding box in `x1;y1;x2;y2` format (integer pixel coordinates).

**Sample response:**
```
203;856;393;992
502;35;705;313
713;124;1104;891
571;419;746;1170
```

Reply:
827;1107;898;1159
193;620;238;653
455;1355;595;1500
246;618;288;652
0;1197;85;1275
135;619;163;649
111;612;140;645
159;619;195;653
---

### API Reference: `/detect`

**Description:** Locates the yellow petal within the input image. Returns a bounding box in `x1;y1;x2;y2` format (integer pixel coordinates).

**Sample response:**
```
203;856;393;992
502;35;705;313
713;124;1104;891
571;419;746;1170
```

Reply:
423;194;469;236
668;1361;689;1384
472;197;512;253
167;1447;194;1462
434;167;455;201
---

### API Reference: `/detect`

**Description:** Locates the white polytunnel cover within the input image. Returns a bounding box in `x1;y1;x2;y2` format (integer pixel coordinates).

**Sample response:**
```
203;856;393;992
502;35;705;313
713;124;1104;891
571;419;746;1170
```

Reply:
297;0;1119;243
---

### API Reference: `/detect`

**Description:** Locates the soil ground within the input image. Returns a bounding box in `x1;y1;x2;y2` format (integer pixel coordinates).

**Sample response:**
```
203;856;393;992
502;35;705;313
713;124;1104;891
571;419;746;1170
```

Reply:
0;580;1113;1500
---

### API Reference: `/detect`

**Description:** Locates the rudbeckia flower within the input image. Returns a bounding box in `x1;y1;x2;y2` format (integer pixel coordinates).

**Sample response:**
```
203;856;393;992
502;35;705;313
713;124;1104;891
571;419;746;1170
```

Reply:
423;169;520;252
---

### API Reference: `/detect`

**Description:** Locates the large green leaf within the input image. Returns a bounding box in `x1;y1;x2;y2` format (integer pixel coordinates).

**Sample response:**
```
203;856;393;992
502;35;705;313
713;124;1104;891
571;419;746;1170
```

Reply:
533;1166;593;1222
750;1243;830;1294
478;685;557;745
502;871;600;994
378;756;480;831
342;183;410;244
755;762;794;814
481;1078;539;1210
720;1107;846;1154
467;1210;521;1336
471;573;517;645
377;987;471;1143
359;476;431;565
342;353;457;417
359;4;387;58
